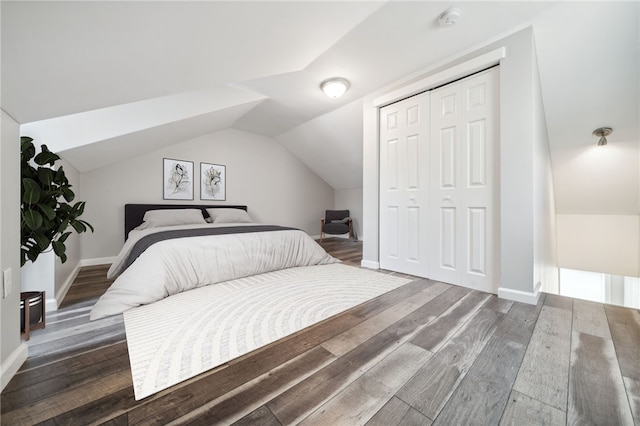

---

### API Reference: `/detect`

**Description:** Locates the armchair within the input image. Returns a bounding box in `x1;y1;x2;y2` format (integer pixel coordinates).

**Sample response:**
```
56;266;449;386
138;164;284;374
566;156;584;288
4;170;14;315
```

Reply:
320;210;353;242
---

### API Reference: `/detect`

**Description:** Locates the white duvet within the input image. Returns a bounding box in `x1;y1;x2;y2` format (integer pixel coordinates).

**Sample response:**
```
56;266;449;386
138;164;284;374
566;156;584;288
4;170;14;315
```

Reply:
90;223;338;320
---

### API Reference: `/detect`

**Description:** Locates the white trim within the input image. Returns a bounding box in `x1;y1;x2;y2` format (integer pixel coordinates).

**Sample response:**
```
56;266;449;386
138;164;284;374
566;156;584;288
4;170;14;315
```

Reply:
45;297;58;313
80;257;116;267
498;281;542;305
51;262;82;312
1;343;28;391
361;259;380;269
373;47;506;107
364;45;509;272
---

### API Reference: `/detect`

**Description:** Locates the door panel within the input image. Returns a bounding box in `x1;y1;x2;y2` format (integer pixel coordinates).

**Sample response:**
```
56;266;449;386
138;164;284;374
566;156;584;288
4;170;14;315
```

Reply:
467;207;487;275
386;139;399;190
379;93;429;276
440;207;457;270
407;206;420;262
429;68;498;292
440;127;457;189
467;119;487;187
407;135;420;189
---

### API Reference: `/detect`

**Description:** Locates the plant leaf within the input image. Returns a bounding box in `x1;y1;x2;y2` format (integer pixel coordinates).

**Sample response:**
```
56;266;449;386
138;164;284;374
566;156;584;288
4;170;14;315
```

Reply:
52;240;66;256
61;187;75;202
71;221;86;233
22;178;41;204
21;137;35;162
52;241;68;264
80;220;95;233
23;210;43;230
37;167;55;187
37;203;56;220
72;201;86;215
57;219;70;234
26;247;40;263
33;232;50;250
34;145;60;166
58;232;72;243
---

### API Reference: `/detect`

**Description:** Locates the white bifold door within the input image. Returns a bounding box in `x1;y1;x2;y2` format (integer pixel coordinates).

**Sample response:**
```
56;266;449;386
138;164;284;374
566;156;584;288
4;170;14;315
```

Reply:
379;68;499;293
379;92;430;277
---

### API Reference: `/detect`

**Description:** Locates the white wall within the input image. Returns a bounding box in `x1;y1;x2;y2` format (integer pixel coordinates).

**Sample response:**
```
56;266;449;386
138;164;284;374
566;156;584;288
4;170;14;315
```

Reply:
496;28;536;297
335;188;363;240
532;41;559;294
557;214;640;278
1;110;27;390
79;128;335;259
363;27;552;302
53;159;82;302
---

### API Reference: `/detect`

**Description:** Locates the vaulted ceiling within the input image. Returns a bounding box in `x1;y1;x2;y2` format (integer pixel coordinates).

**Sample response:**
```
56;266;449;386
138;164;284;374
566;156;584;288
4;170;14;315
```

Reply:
3;1;638;215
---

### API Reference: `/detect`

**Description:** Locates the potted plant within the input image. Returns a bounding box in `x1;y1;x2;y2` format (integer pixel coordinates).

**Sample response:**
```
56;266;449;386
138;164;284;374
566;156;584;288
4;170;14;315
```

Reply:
20;136;93;266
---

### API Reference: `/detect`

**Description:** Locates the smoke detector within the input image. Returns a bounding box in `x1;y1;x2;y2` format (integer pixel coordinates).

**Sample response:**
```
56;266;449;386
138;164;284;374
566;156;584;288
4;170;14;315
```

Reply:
438;8;461;27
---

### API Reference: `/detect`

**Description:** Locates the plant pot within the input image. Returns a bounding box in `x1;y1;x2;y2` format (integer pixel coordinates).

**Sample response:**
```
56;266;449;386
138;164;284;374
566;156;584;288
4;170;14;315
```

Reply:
20;291;43;332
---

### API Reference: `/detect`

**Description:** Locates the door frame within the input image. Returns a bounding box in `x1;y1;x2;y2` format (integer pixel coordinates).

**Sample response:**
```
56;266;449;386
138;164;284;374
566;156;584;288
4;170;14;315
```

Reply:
373;48;505;108
362;47;505;272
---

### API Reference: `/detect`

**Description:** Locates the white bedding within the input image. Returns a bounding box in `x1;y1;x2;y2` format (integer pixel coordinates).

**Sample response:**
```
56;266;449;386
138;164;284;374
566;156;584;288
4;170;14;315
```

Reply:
90;223;338;320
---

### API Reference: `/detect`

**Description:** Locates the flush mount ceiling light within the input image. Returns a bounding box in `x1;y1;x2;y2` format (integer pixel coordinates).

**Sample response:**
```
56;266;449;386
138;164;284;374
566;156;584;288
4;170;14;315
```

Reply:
321;78;350;99
593;127;612;146
438;7;461;27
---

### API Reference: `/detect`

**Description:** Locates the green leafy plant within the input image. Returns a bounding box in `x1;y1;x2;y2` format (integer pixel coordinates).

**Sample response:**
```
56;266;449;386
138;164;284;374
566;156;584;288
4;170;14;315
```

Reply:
20;136;94;266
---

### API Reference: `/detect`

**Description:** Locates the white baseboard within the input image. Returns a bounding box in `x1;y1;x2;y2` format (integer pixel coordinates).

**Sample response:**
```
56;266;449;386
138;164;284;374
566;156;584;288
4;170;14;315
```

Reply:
45;297;58;313
498;281;542;305
41;257;114;312
1;343;28;392
80;257;116;267
361;259;380;269
51;262;82;312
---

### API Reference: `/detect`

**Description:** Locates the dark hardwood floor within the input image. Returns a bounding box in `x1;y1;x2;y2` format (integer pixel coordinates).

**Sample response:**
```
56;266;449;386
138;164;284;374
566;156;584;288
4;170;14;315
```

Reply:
2;237;639;425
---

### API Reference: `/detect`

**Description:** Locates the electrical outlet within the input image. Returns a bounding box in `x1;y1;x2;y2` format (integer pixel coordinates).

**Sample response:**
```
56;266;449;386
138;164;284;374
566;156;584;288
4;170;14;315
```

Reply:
3;268;12;298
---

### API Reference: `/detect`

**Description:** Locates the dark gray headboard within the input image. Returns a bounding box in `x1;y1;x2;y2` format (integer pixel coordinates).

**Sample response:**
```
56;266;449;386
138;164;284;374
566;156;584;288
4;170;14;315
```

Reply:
124;204;248;240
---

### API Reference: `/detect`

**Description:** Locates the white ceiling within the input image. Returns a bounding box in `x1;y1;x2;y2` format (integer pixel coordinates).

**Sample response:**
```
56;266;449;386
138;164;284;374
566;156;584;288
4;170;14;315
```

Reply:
3;1;639;214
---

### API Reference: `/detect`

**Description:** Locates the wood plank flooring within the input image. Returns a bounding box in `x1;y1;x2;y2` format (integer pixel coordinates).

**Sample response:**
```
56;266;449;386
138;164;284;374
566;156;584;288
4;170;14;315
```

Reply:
2;237;639;425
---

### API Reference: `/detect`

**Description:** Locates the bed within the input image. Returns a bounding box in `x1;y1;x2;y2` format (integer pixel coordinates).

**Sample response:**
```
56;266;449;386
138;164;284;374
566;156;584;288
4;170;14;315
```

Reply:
90;204;338;320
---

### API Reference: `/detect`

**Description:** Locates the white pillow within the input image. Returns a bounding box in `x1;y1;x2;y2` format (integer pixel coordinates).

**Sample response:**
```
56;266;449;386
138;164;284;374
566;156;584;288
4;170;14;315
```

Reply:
136;209;206;230
206;208;252;223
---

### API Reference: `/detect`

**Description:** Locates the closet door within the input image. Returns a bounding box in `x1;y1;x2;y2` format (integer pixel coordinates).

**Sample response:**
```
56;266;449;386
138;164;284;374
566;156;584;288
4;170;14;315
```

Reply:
428;68;499;293
379;93;430;276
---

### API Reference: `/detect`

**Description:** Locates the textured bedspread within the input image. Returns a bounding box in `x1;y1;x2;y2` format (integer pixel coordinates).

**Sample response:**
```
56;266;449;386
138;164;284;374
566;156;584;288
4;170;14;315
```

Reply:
90;224;338;320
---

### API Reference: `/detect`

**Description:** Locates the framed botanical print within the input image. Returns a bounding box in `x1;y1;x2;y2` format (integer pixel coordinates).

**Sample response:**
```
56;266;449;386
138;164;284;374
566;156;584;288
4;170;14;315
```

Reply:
163;158;194;200
200;162;226;201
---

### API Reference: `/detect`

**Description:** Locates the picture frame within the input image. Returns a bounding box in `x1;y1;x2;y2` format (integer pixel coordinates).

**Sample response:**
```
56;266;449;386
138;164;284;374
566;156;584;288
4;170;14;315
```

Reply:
163;158;194;200
200;162;226;201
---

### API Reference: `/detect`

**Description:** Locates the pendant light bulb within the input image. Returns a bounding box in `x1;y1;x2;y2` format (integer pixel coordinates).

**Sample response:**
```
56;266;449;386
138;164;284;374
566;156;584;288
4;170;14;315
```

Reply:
593;127;612;146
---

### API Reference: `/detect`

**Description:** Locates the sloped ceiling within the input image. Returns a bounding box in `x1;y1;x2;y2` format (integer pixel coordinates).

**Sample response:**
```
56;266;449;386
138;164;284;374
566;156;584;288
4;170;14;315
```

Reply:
2;1;638;213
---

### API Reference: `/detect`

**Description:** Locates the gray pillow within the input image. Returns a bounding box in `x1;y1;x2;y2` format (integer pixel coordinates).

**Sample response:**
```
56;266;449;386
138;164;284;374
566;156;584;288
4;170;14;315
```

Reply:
135;209;206;230
206;208;252;223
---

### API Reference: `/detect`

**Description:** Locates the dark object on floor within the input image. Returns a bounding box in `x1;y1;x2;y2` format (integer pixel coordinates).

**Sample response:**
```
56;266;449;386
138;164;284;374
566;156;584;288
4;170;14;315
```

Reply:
321;210;354;241
20;291;46;340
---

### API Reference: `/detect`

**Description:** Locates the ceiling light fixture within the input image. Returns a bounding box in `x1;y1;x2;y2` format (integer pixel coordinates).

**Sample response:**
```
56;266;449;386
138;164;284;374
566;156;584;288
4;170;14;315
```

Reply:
321;78;350;99
438;7;461;27
593;127;612;146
